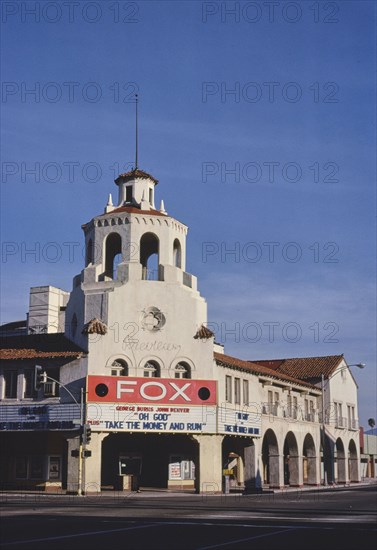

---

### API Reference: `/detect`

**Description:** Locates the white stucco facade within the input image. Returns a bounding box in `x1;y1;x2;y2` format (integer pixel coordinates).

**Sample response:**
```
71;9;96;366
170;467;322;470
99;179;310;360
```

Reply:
0;166;362;494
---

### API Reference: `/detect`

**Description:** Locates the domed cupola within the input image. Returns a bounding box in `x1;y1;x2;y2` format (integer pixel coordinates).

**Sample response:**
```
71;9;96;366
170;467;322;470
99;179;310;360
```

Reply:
115;168;158;210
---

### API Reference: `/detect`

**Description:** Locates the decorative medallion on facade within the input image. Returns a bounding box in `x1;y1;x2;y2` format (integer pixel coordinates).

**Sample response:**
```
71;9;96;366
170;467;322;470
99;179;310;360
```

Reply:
141;307;166;332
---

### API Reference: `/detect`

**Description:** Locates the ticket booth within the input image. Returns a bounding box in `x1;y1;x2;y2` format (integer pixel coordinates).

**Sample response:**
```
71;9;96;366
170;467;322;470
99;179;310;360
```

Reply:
117;454;142;491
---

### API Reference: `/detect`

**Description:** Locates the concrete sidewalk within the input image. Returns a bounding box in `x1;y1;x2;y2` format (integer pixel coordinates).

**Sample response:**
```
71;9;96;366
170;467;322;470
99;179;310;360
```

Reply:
1;479;376;500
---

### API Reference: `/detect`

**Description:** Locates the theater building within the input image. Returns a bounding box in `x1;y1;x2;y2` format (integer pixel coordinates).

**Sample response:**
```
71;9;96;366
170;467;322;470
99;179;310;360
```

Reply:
0;166;361;493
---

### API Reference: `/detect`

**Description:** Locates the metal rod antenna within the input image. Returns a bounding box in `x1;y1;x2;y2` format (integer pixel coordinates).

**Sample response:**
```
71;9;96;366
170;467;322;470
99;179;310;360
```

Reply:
135;94;138;170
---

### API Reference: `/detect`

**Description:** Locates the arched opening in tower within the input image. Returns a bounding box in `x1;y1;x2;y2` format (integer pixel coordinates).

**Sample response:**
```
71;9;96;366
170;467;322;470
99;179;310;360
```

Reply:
173;238;182;268
140;232;160;280
104;233;122;279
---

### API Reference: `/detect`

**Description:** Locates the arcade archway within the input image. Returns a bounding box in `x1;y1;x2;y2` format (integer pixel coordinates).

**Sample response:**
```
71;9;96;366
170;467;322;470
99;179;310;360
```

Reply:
335;437;346;483
303;433;317;485
348;439;358;482
101;433;198;491
283;431;299;486
262;429;280;487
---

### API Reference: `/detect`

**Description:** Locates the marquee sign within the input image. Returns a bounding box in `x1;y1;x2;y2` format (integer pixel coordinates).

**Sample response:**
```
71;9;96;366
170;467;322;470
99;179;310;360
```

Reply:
0;403;80;431
86;403;217;434
217;406;261;437
87;375;218;434
86;377;260;437
87;376;217;406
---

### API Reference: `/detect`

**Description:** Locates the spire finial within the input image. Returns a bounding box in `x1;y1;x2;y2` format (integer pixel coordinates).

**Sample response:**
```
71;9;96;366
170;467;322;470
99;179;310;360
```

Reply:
135;93;139;170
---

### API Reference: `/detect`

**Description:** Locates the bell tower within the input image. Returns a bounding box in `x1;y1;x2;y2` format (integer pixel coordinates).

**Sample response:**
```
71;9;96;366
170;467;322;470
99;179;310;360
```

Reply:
80;166;187;284
64;163;214;381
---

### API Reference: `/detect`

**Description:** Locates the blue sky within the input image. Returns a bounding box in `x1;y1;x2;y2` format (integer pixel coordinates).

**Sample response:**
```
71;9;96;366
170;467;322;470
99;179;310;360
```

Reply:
1;1;376;427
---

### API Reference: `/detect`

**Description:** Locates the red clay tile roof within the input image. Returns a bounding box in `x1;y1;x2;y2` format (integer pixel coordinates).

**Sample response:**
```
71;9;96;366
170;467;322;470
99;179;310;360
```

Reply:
106;206;166;216
214;352;320;390
115;168;158;185
250;359;284;371
194;325;215;340
0;334;86;361
251;355;344;381
82;318;107;335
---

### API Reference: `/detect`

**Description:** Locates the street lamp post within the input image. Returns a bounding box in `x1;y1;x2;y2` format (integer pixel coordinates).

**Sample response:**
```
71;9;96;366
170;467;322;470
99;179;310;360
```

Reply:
35;369;85;495
321;363;365;485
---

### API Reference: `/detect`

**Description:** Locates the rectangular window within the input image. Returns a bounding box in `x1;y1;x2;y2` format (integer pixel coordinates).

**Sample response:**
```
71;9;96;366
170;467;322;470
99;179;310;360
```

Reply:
43;368;59;397
293;396;298;419
350;406;356;429
304;398;309;419
309;400;315;421
287;393;292;417
335;402;344;426
24;370;35;398
266;390;273;414
274;391;279;415
149;188;153;205
144;369;157;378
243;380;249;405
4;370;18;398
225;376;232;403
234;378;240;405
125;185;132;202
43;382;57;398
268;390;273;405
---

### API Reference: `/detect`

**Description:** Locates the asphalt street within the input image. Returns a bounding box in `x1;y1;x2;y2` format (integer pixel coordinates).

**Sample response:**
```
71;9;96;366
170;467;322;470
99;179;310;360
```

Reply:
1;484;376;550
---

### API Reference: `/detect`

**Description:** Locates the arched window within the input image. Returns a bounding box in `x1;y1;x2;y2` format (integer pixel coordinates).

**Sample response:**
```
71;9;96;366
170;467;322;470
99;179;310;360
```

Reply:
140;232;159;280
105;233;122;279
174;362;191;379
86;238;93;266
143;360;160;378
111;359;128;377
173;239;182;268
